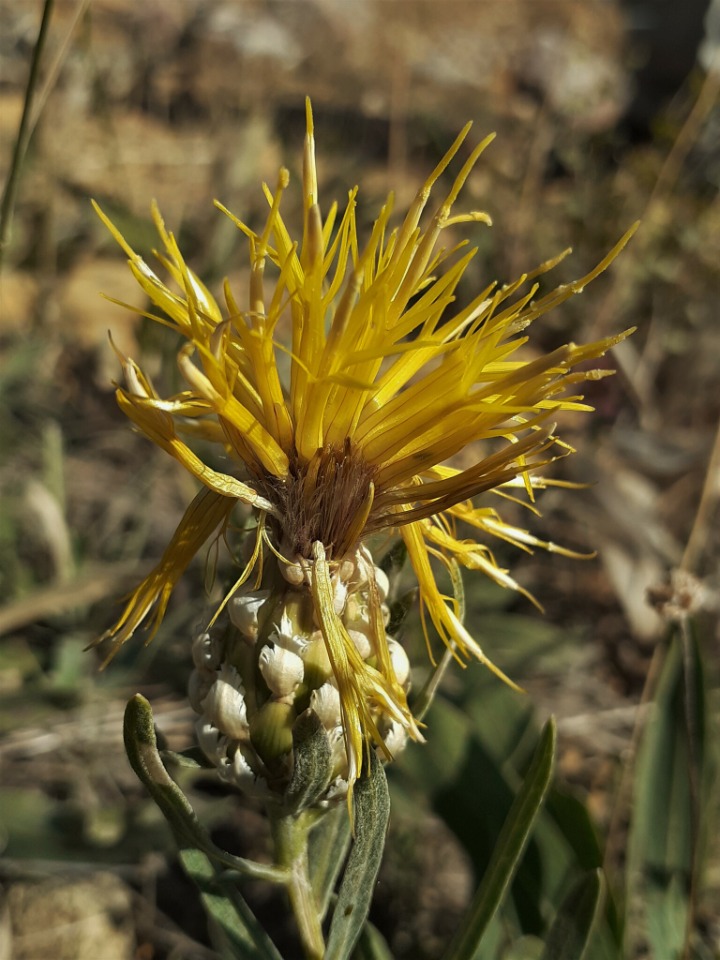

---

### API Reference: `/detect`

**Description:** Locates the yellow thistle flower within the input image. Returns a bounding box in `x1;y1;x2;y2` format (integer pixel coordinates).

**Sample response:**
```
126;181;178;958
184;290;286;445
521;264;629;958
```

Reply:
94;99;636;795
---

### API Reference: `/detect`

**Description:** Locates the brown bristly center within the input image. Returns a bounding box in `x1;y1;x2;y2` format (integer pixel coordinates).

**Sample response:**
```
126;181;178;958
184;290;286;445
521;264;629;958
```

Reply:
263;441;378;560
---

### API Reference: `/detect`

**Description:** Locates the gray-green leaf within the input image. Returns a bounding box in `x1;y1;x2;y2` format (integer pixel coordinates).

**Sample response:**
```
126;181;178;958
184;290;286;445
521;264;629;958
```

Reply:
325;752;391;960
123;694;283;960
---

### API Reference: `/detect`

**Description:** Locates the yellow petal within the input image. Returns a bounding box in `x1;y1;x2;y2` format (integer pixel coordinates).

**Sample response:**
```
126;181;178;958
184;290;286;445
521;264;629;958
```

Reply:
91;488;235;665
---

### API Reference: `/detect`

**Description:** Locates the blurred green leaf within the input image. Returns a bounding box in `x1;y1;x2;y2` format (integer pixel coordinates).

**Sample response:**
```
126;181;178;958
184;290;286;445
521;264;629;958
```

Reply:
442;717;556;960
352;919;394;960
46;634;89;702
644;875;688;960
434;732;546;935
501;937;543;960
461;611;576;678
627;623;707;960
539;869;605;960
0;788;69;860
325;751;390;960
545;788;603;872
396;695;472;795
396;683;564;937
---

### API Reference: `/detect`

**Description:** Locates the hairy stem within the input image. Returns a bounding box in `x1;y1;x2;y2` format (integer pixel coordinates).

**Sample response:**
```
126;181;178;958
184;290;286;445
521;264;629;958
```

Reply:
271;810;325;960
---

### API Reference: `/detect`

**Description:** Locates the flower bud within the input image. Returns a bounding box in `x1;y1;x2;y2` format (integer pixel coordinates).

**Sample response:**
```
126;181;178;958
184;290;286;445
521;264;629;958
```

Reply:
188;669;214;713
310;682;342;730
195;719;225;763
250;700;296;763
333;578;348;616
271;609;311;657
280;561;303;585
346;627;372;660
343;593;364;623
202;664;249;740
192;631;221;671
229;590;269;640
388;638;410;686
299;633;332;689
218;744;267;797
373;566;390;602
259;643;304;698
187;542;414;810
321;777;349;807
381;720;408;756
337;558;355;583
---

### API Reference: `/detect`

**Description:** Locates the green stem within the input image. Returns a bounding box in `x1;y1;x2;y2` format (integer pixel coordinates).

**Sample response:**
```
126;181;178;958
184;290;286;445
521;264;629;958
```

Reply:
271;810;325;960
0;0;54;270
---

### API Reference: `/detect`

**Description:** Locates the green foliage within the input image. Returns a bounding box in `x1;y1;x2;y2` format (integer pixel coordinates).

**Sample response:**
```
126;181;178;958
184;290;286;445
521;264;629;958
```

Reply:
539;870;605;960
626;622;713;960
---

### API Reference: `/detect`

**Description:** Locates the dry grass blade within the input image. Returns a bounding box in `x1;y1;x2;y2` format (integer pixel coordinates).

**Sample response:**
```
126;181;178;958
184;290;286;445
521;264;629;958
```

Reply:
0;562;142;636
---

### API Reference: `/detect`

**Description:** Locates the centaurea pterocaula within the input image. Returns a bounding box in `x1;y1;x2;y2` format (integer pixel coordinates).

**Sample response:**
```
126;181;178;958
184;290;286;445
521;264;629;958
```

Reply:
94;99;636;805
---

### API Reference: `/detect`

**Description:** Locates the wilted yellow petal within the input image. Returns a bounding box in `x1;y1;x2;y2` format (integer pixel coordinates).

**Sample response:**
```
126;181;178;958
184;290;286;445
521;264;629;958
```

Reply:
92;488;235;665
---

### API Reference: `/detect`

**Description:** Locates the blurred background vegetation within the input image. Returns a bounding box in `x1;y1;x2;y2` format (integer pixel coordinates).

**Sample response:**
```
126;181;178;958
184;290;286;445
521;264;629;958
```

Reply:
0;1;718;958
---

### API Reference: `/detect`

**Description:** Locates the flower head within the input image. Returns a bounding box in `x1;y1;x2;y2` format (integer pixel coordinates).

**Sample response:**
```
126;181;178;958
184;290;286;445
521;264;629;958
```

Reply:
95;99;636;798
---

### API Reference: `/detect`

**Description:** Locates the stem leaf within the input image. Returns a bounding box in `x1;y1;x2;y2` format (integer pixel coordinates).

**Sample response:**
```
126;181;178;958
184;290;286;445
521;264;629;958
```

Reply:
179;847;282;960
325;751;391;960
123;694;283;959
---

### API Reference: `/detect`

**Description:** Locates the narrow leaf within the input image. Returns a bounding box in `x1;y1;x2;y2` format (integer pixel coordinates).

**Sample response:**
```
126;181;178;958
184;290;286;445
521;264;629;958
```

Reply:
325;752;391;960
123;694;286;883
161;746;213;769
179;847;282;960
626;622;708;960
123;694;284;960
539;869;605;960
443;716;557;960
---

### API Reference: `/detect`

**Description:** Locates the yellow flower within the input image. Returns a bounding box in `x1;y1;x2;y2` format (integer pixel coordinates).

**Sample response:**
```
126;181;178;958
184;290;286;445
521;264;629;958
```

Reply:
95;99;636;792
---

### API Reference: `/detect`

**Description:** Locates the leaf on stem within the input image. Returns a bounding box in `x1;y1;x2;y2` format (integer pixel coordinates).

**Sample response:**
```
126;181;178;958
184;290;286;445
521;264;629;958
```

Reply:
325;751;391;960
123;693;284;960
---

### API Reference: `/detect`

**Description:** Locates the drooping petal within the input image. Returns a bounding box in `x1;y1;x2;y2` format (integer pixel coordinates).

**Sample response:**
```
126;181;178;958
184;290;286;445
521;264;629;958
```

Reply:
115;388;277;508
400;515;523;688
92;488;236;665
